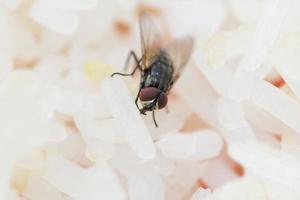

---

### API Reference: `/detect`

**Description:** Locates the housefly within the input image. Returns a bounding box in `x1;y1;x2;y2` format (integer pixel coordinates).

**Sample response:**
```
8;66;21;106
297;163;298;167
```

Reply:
111;13;194;127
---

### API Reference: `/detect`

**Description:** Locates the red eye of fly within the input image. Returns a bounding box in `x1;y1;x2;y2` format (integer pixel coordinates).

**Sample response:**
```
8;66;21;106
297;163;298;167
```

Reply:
139;87;168;109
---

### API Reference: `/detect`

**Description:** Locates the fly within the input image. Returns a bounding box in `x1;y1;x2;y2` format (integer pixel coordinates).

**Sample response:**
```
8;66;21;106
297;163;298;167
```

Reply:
111;13;194;127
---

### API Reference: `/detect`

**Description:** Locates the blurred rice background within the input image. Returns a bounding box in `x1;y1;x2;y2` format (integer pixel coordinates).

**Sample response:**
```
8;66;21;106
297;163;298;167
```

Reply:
1;0;300;200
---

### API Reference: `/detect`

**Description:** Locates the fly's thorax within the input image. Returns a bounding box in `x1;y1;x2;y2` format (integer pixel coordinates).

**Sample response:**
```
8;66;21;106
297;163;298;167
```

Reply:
141;49;173;67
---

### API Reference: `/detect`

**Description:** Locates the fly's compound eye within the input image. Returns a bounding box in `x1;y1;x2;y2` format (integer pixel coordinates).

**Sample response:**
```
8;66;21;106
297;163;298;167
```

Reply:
139;87;168;109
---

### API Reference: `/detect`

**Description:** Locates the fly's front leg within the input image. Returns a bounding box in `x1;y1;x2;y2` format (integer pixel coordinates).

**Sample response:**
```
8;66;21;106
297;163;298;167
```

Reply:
111;51;141;77
135;88;141;111
152;110;158;127
124;50;139;71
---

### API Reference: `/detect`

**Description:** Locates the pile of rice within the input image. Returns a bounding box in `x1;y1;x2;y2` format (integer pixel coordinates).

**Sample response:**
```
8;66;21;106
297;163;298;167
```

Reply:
1;0;299;199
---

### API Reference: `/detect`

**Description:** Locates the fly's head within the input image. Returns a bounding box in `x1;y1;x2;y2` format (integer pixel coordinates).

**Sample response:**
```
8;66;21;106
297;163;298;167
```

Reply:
139;87;168;114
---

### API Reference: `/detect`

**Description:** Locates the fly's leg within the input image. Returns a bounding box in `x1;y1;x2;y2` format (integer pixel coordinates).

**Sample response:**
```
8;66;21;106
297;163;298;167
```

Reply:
152;110;158;127
151;93;163;127
135;88;142;111
111;51;140;77
124;50;139;71
111;66;139;77
111;51;143;114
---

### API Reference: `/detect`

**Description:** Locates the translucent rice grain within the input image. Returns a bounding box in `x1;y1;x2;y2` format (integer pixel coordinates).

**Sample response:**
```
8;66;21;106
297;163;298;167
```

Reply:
251;79;300;134
0;146;16;200
3;189;19;200
229;0;265;24
14;151;45;171
157;130;223;160
157;133;196;160
54;90;86;116
0;112;66;145
43;157;84;197
244;102;284;133
0;53;13;79
111;144;141;177
35;56;68;82
281;134;300;161
185;130;223;160
228;142;300;191
270;33;300;100
190;188;211;200
164;160;211;200
176;65;219;127
149;155;175;176
216;98;245;131
8;17;39;62
270;33;300;80
203;26;253;68
128;172;165;200
76;163;126;200
30;1;79;35
23;177;63;200
84;138;116;162
144;96;190;136
278;74;300;101
112;144;174;180
236;0;290;72
0;6;38;62
0;0;21;10
41;0;99;11
216;97;256;141
227;70;256;101
211;175;267;200
101;78;156;160
59;128;92;167
164;0;225;43
44;158;125;199
56;90;110;118
264;181;300;200
39;31;69;55
81;94;112;118
0;72;66;145
0;140;42;199
196;63;232;96
59;70;97;93
74;114;116;143
229;0;290;101
199;159;238;189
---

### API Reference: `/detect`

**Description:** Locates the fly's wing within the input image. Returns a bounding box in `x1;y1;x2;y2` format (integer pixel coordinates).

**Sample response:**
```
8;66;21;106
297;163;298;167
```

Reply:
139;12;164;57
163;36;194;83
